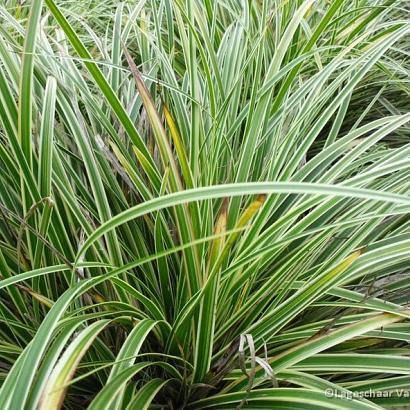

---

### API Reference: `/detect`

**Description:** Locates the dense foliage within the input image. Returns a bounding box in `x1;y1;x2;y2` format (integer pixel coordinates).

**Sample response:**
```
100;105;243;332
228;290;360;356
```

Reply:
0;0;409;408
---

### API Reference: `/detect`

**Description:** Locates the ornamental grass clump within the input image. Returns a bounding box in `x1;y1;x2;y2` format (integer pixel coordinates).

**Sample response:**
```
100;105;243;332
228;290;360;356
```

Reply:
0;0;410;408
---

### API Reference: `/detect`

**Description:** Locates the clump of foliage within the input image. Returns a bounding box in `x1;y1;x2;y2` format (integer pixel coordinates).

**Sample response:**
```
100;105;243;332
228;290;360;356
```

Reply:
0;0;410;409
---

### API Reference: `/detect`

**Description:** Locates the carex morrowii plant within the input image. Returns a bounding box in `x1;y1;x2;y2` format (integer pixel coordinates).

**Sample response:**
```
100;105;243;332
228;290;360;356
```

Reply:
0;0;410;408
